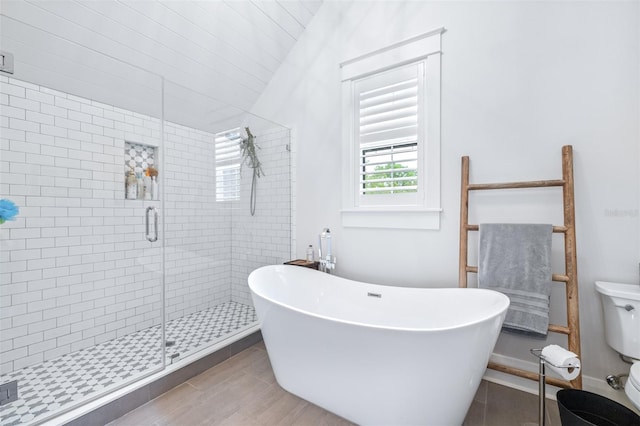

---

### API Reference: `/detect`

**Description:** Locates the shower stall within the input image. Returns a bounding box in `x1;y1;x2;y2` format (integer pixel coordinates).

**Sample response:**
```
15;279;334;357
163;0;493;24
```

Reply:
0;60;292;424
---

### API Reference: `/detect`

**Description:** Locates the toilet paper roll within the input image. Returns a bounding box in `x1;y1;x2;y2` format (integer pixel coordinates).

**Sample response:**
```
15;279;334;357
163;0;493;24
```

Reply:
541;344;581;381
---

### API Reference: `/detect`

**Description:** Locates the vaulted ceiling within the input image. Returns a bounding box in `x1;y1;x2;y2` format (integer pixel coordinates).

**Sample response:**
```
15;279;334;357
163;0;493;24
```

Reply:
0;0;323;131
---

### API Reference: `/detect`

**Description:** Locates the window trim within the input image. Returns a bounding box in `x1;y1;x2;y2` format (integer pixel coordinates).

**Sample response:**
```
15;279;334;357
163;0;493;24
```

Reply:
340;27;444;230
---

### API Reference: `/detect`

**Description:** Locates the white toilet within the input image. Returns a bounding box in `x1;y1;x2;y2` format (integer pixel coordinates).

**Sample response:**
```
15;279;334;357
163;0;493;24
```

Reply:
595;280;640;411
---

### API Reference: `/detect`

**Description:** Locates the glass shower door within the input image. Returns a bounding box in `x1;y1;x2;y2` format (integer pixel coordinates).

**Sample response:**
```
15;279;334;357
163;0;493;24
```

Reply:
159;81;291;364
0;65;165;424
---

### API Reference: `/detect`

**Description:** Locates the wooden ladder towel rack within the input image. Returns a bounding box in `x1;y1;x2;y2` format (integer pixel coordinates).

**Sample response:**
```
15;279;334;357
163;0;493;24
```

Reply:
459;145;582;390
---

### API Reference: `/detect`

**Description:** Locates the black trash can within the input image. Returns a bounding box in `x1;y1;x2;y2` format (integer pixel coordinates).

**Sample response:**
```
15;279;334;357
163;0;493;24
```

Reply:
557;389;640;426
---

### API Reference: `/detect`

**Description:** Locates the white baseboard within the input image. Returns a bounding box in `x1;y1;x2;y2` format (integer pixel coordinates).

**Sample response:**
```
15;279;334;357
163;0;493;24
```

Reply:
485;352;638;414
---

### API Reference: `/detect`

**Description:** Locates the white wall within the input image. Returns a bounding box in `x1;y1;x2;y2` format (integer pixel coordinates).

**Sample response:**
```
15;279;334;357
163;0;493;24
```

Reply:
251;0;640;399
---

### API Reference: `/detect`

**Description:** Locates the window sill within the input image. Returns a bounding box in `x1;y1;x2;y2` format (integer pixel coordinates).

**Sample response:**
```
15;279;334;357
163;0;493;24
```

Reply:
341;208;441;230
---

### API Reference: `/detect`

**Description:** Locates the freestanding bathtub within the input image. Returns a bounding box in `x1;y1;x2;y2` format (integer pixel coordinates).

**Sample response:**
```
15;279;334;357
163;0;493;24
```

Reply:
248;265;509;425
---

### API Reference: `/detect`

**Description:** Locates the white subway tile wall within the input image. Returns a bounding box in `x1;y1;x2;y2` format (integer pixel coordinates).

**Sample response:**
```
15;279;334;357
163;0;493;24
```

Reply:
0;75;292;375
0;75;164;376
163;120;230;322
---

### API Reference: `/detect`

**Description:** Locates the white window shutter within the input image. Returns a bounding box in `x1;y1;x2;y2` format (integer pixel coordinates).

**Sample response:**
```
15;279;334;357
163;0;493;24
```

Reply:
215;129;241;201
356;63;422;200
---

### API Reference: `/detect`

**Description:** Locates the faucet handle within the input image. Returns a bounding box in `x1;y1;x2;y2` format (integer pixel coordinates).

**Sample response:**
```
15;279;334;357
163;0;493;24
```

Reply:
327;255;336;270
318;255;336;272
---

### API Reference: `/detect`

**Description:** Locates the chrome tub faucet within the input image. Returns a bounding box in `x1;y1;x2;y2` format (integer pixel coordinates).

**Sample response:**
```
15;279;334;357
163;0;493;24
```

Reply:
318;228;336;273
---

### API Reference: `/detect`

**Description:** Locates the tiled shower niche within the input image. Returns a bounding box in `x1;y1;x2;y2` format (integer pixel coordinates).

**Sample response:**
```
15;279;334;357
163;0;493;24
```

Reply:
124;141;158;200
125;141;157;176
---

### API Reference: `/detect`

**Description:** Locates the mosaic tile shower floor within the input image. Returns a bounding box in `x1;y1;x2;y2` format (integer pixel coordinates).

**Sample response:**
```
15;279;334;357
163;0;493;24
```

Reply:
0;302;257;426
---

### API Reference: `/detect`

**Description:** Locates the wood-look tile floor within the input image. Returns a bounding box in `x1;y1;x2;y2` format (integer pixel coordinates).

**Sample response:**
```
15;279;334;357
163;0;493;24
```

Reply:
109;342;561;426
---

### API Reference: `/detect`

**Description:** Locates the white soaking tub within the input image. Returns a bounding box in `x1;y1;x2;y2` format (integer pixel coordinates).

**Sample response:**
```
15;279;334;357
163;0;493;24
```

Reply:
248;265;509;425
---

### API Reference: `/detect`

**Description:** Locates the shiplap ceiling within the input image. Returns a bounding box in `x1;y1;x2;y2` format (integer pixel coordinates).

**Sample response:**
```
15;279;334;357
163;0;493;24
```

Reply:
0;0;322;131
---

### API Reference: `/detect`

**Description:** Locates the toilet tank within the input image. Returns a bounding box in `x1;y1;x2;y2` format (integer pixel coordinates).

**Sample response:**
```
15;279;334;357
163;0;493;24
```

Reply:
595;281;640;360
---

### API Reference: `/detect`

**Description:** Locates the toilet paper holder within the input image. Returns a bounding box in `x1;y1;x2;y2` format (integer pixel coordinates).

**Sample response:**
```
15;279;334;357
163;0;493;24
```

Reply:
530;348;576;426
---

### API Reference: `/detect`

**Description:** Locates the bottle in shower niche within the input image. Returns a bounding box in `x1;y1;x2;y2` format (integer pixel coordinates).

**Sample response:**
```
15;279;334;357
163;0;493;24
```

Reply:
126;169;137;200
147;166;159;201
151;176;159;201
306;245;314;261
136;173;144;200
143;174;152;200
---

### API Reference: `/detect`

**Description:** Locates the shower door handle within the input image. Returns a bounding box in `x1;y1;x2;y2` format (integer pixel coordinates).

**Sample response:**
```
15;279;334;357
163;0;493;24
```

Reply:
146;206;158;242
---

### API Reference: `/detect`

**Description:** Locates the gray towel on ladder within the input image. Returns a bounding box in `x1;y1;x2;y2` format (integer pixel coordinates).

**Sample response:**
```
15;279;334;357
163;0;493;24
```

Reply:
478;223;553;337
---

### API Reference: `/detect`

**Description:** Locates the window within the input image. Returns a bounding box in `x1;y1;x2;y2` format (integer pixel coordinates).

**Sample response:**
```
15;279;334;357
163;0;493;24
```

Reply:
340;28;444;230
215;129;241;202
361;143;418;194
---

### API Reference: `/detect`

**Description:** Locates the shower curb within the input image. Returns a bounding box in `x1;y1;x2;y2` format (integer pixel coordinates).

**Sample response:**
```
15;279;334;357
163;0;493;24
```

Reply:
63;331;263;426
